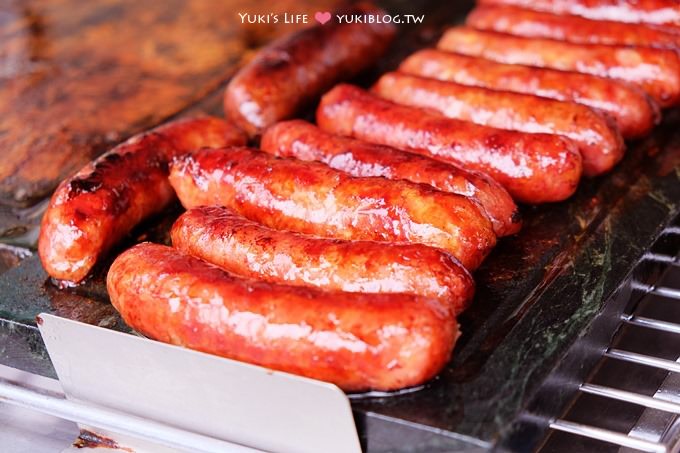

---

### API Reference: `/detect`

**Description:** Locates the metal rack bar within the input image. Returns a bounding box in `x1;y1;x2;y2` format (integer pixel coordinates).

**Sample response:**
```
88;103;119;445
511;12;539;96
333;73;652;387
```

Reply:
663;226;680;235
549;419;666;452
623;316;680;335
605;349;680;373
0;375;258;453
580;383;680;414
631;282;680;300
652;286;680;300
643;253;679;264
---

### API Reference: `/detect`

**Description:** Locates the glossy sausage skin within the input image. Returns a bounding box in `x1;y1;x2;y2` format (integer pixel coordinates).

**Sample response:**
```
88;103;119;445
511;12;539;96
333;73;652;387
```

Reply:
467;5;680;49
108;243;459;392
223;4;395;137
261;120;520;236
399;50;659;139
373;72;624;177
169;147;496;270
477;0;680;29
38;117;247;283
316;84;582;204
171;206;474;314
438;27;680;107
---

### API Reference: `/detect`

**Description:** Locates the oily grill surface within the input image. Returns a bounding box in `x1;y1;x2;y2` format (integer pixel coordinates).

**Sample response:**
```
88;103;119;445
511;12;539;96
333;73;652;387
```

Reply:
0;0;679;447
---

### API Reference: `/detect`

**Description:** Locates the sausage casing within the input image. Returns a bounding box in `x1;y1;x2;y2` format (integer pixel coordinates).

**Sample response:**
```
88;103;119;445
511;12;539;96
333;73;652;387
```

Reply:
107;243;459;392
467;5;680;49
438;27;680;107
373;72;624;177
38;117;246;283
168;147;496;270
477;0;680;29
399;49;659;139
171;206;475;313
260;120;520;236
223;4;395;137
316;84;582;204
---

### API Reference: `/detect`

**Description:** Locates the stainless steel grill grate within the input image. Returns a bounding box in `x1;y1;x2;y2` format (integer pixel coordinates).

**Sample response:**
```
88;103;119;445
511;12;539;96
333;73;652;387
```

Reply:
542;224;680;453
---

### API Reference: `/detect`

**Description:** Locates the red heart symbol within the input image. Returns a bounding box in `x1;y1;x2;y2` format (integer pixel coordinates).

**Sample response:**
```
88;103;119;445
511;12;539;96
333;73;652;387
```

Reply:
314;11;332;25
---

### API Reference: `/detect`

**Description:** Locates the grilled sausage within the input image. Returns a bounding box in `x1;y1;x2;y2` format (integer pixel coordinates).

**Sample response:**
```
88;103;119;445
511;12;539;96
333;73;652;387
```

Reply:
373;72;624;177
107;243;459;392
169;147;496;270
223;3;395;137
38;117;246;283
260;120;520;236
477;0;680;29
399;49;659;139
467;5;680;49
171;206;474;313
316;84;582;204
437;27;680;108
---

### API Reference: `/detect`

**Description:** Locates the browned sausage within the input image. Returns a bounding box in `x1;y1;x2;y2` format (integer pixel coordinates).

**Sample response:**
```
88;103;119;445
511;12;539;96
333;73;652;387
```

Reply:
316;84;583;204
38;117;246;283
438;27;680;107
107;243;459;392
171;206;474;314
477;0;680;30
399;49;659;139
260;120;520;236
223;3;395;137
168;147;496;270
373;72;624;177
467;5;680;49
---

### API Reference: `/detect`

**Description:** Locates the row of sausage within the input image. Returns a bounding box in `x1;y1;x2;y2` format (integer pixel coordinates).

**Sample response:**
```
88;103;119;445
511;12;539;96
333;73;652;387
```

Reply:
39;1;680;391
